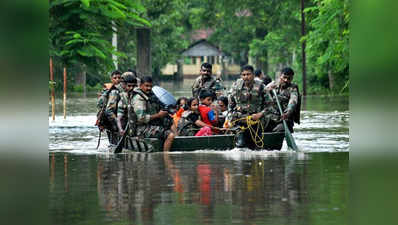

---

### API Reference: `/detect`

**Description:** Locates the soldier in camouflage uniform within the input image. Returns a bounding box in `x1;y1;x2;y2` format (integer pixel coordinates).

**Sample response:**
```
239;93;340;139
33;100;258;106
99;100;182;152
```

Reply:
116;74;137;137
228;65;268;149
263;67;300;133
132;76;176;152
123;69;141;86
96;70;122;145
192;62;224;98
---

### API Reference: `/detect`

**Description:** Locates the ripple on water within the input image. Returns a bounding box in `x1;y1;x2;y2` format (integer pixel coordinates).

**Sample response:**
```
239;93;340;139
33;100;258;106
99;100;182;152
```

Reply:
49;109;349;154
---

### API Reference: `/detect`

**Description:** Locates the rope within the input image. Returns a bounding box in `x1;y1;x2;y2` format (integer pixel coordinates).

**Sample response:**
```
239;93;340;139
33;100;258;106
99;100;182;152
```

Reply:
230;115;265;148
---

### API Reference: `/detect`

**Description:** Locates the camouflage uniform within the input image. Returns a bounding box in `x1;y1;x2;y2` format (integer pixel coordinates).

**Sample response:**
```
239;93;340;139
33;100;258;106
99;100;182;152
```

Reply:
263;81;299;132
192;75;224;98
228;78;267;121
117;91;137;136
228;78;267;149
132;88;172;140
96;84;113;110
104;84;123;144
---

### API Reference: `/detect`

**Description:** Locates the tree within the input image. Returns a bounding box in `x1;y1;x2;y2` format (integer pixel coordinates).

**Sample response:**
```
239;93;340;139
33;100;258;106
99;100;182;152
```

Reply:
304;0;350;93
140;0;191;77
49;0;149;90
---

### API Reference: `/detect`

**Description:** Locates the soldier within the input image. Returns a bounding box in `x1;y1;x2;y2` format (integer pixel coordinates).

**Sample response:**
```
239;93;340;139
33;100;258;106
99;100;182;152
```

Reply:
228;65;268;149
95;70;122;146
263;67;300;133
132;76;176;152
96;70;121;110
116;74;137;137
254;69;272;86
125;69;141;86
192;62;224;98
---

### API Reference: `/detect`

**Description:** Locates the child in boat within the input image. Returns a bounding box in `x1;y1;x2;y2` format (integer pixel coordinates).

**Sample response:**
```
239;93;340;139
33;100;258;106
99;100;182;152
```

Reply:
173;97;188;127
216;96;228;127
198;90;218;129
177;97;221;136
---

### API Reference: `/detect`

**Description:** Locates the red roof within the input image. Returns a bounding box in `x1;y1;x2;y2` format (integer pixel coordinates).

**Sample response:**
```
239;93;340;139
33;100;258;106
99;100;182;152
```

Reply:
191;29;214;41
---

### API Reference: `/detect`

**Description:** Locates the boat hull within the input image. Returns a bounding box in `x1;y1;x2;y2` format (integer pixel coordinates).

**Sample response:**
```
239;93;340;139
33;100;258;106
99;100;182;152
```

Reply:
120;132;285;152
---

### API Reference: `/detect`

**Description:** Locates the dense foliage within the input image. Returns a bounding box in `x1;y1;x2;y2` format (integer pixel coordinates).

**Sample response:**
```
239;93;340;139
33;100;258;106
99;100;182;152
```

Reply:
49;0;149;90
49;0;349;95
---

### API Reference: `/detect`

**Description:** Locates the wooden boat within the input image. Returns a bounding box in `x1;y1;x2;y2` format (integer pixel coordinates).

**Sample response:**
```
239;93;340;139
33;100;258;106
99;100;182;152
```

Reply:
120;132;285;152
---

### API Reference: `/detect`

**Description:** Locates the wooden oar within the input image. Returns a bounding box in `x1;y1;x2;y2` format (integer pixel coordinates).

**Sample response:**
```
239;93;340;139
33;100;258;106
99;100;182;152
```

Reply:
272;89;299;151
114;123;130;154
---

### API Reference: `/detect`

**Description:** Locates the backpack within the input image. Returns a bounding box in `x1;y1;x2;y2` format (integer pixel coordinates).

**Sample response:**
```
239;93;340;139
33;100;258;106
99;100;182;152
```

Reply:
95;84;116;131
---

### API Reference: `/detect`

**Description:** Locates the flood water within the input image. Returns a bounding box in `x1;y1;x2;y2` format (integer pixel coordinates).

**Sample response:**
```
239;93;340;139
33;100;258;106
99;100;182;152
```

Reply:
49;79;349;225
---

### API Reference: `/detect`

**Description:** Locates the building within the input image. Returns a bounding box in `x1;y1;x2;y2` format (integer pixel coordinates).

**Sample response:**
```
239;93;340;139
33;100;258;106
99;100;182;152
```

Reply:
161;39;240;79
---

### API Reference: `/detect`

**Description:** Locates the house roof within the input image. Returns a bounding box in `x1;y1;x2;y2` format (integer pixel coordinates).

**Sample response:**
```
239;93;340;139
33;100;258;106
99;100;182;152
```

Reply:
181;39;224;57
191;29;214;41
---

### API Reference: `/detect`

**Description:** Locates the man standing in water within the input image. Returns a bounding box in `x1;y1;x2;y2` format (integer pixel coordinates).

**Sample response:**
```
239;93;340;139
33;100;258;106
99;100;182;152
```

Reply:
96;70;122;145
132;76;175;152
116;74;137;137
228;65;268;149
192;62;224;98
263;67;300;133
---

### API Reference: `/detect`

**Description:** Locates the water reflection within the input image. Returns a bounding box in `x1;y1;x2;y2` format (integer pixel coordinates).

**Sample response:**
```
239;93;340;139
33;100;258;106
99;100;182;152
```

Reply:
49;79;349;225
49;151;348;225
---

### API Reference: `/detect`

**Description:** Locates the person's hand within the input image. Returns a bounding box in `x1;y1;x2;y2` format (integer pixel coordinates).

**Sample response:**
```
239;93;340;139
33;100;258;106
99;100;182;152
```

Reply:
119;130;125;136
281;113;289;120
265;81;277;91
158;110;168;118
251;112;263;121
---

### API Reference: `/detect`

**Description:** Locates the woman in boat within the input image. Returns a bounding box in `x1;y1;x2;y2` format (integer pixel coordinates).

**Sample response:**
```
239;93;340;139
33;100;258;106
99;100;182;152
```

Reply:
177;97;221;136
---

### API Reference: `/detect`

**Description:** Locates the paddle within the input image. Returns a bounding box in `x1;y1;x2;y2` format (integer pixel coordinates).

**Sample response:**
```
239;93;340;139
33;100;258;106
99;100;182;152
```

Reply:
114;123;129;154
272;89;299;151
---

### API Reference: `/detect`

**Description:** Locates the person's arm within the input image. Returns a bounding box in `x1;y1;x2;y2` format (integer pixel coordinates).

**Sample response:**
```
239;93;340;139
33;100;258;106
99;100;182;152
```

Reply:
116;96;127;135
282;86;299;120
104;90;119;129
190;113;221;131
133;95;150;124
194;118;221;130
192;78;200;97
252;83;268;121
133;95;168;124
265;81;277;92
150;110;168;121
227;84;237;112
207;109;218;124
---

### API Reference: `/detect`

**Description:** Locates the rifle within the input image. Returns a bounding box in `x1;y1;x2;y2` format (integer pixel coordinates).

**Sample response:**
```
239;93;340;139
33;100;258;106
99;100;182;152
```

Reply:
114;123;129;154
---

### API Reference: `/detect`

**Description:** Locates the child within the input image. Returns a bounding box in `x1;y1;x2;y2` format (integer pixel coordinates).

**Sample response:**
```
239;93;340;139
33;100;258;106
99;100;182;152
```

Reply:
177;98;220;136
173;97;188;127
216;96;228;126
198;90;218;128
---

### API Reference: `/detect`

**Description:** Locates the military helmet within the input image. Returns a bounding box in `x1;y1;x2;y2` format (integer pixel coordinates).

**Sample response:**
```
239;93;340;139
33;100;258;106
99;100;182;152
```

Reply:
121;73;137;84
122;71;133;79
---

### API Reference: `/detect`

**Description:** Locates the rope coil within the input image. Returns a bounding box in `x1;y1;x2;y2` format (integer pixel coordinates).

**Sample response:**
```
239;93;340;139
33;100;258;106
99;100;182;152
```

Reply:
230;115;265;148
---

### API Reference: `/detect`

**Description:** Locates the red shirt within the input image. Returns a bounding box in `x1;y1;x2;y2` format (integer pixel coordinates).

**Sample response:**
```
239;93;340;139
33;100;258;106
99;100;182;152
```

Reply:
198;105;215;126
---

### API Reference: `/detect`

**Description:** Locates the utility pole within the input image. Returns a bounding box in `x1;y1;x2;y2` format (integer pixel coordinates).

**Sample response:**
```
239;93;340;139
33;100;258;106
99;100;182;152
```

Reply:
63;67;67;119
301;0;307;96
112;21;118;69
50;58;55;121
